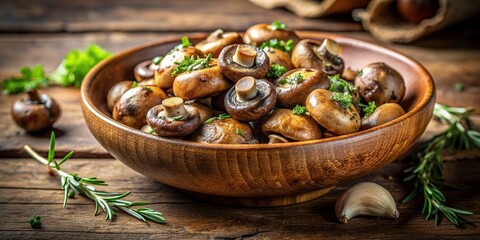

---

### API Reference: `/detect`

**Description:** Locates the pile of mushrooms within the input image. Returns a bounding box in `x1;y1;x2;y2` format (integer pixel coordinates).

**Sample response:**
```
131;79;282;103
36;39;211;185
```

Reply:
107;21;407;144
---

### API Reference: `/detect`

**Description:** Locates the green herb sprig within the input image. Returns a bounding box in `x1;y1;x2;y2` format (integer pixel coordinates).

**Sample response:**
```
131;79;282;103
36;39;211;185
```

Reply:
172;53;213;76
24;132;165;224
204;113;232;124
328;75;356;109
279;72;303;85
260;39;294;53
266;64;287;78
236;128;245;138
403;103;479;226
167;37;192;55
29;215;42;229
292;105;307;115
359;101;377;118
270;20;287;31
1;65;49;94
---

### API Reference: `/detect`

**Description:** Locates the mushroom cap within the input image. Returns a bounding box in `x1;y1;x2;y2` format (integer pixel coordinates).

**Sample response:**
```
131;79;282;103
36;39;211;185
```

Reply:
306;89;360;135
261;109;322;141
191;118;257;144
146;104;201;137
361;103;405;130
11;93;61;132
112;86;168;129
225;78;277;122
187;102;213;123
173;60;232;100
218;44;270;82
155;46;205;89
265;48;295;70
107;81;133;112
195;31;243;58
274;68;329;108
355;62;405;106
291;39;344;76
134;60;157;82
243;23;299;45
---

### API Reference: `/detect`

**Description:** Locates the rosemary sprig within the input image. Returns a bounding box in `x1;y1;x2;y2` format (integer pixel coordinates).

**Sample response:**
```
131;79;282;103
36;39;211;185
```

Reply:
403;103;479;225
24;132;165;224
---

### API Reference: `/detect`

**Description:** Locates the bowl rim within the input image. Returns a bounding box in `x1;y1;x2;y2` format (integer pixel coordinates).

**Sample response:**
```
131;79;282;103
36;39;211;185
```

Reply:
81;31;435;150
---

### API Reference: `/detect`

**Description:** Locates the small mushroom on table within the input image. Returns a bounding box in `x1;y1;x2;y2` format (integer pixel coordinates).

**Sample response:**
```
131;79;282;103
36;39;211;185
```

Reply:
243;21;299;45
224;76;277;122
191;117;257;144
292;39;345;76
146;97;202;137
195;29;243;58
361;103;405;130
355;62;405;106
113;85;167;129
261;108;322;141
306;89;360;135
11;89;61;132
274;68;329;108
107;80;133;112
218;44;270;82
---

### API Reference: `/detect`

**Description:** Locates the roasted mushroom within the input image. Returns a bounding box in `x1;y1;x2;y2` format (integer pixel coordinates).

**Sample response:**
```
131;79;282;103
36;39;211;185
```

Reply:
134;59;159;82
292;39;344;76
191;117;257;144
355;62;405;106
243;21;299;45
224;76;277;122
264;48;294;70
306;89;360;135
11;89;61;132
107;81;133;112
261;109;322;141
361;103;405;130
218;44;270;82
195;29;243;58
113;85;167;129
173;58;232;100
187;102;213;123
274;68;329;108
155;44;204;89
146;97;202;137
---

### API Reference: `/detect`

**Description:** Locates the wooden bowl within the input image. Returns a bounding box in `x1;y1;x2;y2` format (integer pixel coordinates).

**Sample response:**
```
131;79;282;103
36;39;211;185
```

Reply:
81;32;435;207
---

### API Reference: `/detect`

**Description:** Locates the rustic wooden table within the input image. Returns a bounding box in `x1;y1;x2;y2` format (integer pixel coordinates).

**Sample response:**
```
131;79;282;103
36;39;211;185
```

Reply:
0;0;479;239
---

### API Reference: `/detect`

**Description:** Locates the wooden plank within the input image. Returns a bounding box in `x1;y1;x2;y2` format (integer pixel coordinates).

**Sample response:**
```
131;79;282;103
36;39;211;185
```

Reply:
0;158;478;239
0;0;362;33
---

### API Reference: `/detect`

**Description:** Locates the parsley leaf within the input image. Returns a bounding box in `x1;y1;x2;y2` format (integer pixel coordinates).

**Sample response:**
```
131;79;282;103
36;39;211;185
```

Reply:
260;39;294;53
167;37;192;55
29;215;41;229
1;65;49;94
328;74;356;93
279;72;303;85
236;128;245;138
152;56;164;65
331;92;353;109
361;101;377;118
131;81;138;88
204;113;232;124
292;105;307;115
172;53;212;76
270;20;287;30
266;64;287;78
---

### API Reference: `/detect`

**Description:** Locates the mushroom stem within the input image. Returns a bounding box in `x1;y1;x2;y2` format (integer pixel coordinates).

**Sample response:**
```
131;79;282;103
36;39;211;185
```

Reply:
268;134;289;144
27;89;43;103
162;97;188;119
235;76;257;102
233;45;257;68
317;39;342;63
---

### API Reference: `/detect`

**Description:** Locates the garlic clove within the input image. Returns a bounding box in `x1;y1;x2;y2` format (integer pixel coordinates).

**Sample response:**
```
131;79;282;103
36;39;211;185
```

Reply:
335;182;399;223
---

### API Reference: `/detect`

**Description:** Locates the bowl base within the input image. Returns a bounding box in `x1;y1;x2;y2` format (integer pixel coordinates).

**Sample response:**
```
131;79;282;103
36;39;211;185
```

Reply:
181;186;335;207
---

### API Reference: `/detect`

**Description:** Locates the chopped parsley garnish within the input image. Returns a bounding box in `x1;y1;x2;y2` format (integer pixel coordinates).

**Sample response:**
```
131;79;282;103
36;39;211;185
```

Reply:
204;113;232;124
292;105;307;115
167;36;192;55
270;20;287;31
142;85;153;93
1;65;48;94
131;81;137;88
29;215;41;229
172;53;213;76
359;101;377;118
328;74;356;93
152;56;164;65
357;69;363;76
266;64;287;78
236;128;245;138
260;39;294;53
331;92;353;109
279;72;304;85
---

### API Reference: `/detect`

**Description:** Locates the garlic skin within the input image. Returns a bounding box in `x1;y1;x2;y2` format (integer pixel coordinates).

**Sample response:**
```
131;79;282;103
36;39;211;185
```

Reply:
335;182;399;223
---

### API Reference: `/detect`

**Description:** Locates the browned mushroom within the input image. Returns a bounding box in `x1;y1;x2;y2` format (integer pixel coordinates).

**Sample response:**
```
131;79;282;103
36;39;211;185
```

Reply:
155;45;204;89
210;91;228;111
107;81;133;112
306;89;360;135
243;22;299;45
218;44;270;82
195;29;243;58
267;134;290;144
146;97;202;137
113;85;167;129
264;48;294;70
261;109;322;141
292;39;344;76
361;103;405;130
134;59;159;82
355;62;405;106
191;117;257;144
172;58;232;100
224;76;277;122
11;89;61;132
274;68;329;108
187;102;213;123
